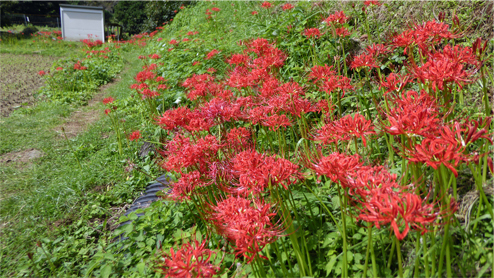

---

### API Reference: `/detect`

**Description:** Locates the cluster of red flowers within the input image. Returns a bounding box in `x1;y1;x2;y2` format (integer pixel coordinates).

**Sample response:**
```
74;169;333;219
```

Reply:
130;63;167;99
81;39;103;48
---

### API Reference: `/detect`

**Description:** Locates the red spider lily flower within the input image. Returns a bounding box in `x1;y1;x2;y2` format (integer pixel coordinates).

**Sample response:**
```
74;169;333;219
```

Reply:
192;61;200;66
56;67;63;71
38;70;47;76
230;150;301;196
207;67;217;73
135;70;156;82
405;135;467;177
413;21;459;50
159;238;220;278
169;171;208;201
180;5;185;9
156;76;167;83
379;73;411;94
128;130;141;141
251;11;258;15
245;37;273;56
282;3;294;10
261;2;273;8
366;43;392;57
198;97;239;125
350;53;379;70
161;134;221;173
205;49;219;60
321;75;354;97
411;46;477;92
187;31;199;36
149;53;161;59
225;127;252;152
169;39;179;45
308;64;336;83
364;0;382;6
252;47;287;70
226;54;251;66
303;28;322;39
208;196;284;263
315;113;376;146
102;97;115;105
310;152;362;185
472;37;488;60
345;165;399;197
211;7;220;12
262;114;292;131
323;11;348;25
157;84;168;90
140;89;160;99
104;109;111;115
392;29;417;54
335;27;351;37
382;90;441;138
157;107;192;131
359;191;458;240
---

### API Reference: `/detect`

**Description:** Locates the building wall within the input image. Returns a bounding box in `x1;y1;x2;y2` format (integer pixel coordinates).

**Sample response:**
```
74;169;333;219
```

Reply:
60;6;104;42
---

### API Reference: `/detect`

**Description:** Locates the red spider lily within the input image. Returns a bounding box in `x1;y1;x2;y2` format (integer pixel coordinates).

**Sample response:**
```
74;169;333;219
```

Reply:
135;70;156;82
308;64;336;83
321;75;354;97
102;97;115;105
379;73;411;94
140;89;160;99
208;196;284;263
159;238;220;278
187;31;199;36
211;7;220;12
335;27;351;37
73;62;87;70
226;54;251;66
198;97;239;125
161;134;221;173
405;135;467;177
229;150;301;196
56;67;63;71
245;38;273;56
156;76;167;83
358;191;456;240
350;53;379;70
169;171;208;201
205;49;219;60
364;0;382;6
411;46;477;92
149;53;161;59
303;28;322;39
128;130;141;141
225;127;252;152
282;3;294;10
182;38;190;42
157;107;192;130
323;11;348;25
310;152;362;185
262;114;292;131
366;43;392;57
192;61;200;66
315;113;376;146
261;2;272;8
382;90;441;138
207;68;217;73
472;37;488;60
104;109;111;115
345;165;399;197
252;47;287;70
169;39;179;45
251;11;258;15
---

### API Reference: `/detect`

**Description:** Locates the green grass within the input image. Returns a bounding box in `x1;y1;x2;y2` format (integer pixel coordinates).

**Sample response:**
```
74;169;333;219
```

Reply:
0;49;156;277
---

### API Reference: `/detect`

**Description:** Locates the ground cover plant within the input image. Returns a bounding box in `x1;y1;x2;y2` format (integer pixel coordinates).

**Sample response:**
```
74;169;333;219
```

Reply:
1;1;493;277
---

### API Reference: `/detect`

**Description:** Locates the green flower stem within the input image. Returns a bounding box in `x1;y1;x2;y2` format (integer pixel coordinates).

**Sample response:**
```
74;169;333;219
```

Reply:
423;235;430;278
414;234;420;278
387;237;395;269
337;186;348;278
395;237;404;278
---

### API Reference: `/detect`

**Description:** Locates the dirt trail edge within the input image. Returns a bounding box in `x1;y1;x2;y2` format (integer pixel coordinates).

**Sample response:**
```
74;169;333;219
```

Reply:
55;70;128;139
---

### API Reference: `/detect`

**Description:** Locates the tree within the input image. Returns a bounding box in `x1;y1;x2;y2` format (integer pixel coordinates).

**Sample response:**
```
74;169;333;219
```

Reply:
113;1;146;35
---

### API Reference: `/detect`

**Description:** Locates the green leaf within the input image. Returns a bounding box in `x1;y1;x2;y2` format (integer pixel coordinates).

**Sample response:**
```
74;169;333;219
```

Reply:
100;264;112;278
325;256;337;275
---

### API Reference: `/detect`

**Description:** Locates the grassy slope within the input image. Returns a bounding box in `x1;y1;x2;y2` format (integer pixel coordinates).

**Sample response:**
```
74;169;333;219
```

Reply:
0;1;492;277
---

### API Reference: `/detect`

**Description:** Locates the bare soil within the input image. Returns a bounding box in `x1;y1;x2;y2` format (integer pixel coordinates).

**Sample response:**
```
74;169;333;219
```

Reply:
0;53;57;117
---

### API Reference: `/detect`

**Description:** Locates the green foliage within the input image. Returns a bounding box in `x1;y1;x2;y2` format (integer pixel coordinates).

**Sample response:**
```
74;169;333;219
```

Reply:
113;1;147;35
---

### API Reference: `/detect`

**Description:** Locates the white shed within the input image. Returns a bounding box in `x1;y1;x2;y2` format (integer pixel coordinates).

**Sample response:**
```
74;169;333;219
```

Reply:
60;4;105;42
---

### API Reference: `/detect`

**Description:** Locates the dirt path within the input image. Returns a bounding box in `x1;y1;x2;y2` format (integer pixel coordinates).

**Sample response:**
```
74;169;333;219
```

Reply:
54;71;127;139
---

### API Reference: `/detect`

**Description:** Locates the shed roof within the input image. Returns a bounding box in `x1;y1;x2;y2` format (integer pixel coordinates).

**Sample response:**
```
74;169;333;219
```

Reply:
59;4;104;11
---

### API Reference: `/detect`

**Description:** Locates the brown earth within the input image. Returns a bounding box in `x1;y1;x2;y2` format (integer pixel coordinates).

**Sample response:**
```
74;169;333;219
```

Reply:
0;53;57;117
0;148;43;164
